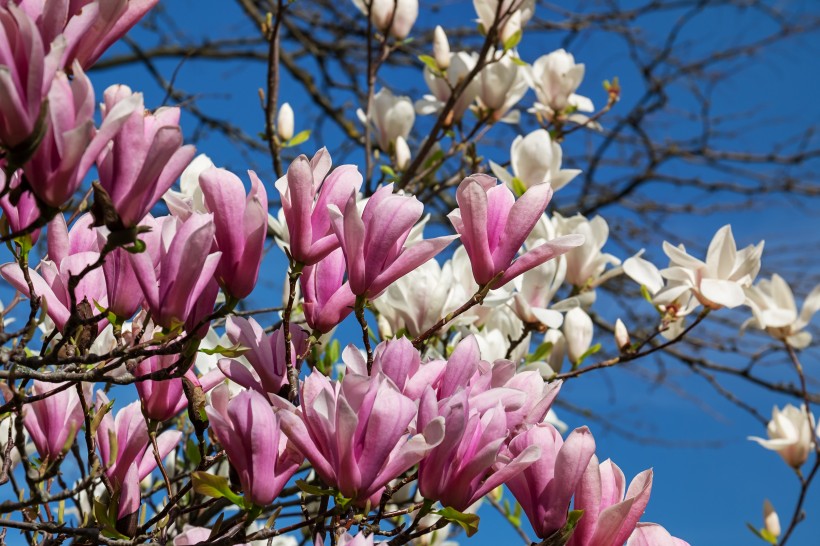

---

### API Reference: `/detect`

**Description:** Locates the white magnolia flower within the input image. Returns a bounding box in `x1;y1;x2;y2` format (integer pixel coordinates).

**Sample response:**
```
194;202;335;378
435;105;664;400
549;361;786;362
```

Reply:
491;129;581;192
472;304;529;362
395;135;411;170
563;307;593;365
529;49;594;122
473;0;535;44
432;25;450;69
553;212;620;288
475;51;529;123
351;0;418;39
763;500;781;539
614;318;630;351
416;51;480;122
277;102;294;141
623;252;699;339
659;225;763;310
743;274;820;349
162;153;214;219
749;404;815;468
372;258;461;338
512;219;566;328
358;88;415;152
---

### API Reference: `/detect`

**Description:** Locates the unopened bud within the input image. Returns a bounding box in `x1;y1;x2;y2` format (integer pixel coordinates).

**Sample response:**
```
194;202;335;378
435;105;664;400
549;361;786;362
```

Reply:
763;499;781;538
614;318;630;352
433;25;450;69
277;102;294;141
563;307;593;365
395;135;411;171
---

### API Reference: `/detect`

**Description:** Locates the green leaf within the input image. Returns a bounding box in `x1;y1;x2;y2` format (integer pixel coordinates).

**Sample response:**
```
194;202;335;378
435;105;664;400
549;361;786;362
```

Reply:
295;479;336;497
640;284;654;304
435;507;480;537
90;399;114;437
576;343;602;366
511;177;527;197
123;239;146;254
380;165;397;178
540;510;584;546
185;438;201;468
199;343;249;358
511;56;528;67
502;30;522;52
746;523;778;544
527;341;554;363
192;471;245;507
285;129;311;148
418;54;441;73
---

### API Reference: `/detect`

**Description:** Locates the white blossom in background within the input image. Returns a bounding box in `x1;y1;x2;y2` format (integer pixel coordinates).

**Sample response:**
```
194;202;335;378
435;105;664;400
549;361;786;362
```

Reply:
432;25;450;69
511;217;566;328
449;246;515;326
659;225;763;310
763;500;781;540
277;102;294;141
614;319;631;351
563;307;593;365
490;129;581;192
742;274;820;349
553;212;621;288
162;153;214;219
358;88;415;152
749;404;816;468
416;51;480;122
373;258;461;338
529;49;594;122
471;304;529;362
351;0;418;39
473;0;535;44
395;136;411;170
475;50;529;123
623;252;699;339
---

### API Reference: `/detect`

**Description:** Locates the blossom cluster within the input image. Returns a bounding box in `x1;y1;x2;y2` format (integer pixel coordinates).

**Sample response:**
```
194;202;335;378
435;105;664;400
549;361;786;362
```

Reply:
0;1;816;545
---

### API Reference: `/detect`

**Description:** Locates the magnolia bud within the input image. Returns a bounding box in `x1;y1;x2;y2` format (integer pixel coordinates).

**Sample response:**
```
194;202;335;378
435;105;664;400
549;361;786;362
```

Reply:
277;102;294;141
563;307;593;365
614;318;630;352
433;25;450;69
395;135;411;170
763;499;781;538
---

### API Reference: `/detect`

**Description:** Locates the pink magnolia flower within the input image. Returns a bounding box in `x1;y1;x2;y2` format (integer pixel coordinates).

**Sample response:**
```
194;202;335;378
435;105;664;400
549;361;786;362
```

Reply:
23;380;85;462
102;246;142;319
568;457;653;546
301;247;356;333
24;61;139;208
68;1;158;67
134;354;202;422
448;174;584;288
96;85;195;228
416;388;540;511
0;213;107;331
344;336;445;401
128;213;221;331
206;389;303;506
199;167;268;299
329;183;457;298
0;4;63;152
627;523;690;546
275;371;444;504
504;424;596;539
275;148;363;265
95;393;181;520
217;316;308;398
0;166;41;242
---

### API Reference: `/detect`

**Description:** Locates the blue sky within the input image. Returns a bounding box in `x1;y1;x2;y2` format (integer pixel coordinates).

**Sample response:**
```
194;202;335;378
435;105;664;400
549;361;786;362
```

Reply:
3;0;819;544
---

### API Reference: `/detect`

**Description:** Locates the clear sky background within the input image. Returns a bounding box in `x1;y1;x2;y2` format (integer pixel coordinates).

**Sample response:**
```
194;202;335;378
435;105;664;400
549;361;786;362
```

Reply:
3;0;819;545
